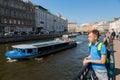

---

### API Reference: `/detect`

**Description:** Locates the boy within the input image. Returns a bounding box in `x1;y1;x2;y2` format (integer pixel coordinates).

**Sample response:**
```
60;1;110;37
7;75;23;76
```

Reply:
83;29;108;80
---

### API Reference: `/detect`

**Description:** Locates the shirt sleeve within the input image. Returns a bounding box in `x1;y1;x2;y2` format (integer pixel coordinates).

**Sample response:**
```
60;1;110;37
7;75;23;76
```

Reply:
100;44;107;55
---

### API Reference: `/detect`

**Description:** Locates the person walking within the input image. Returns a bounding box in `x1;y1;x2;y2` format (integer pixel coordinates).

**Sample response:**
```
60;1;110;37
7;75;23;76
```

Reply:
103;32;111;49
111;29;116;40
115;31;119;40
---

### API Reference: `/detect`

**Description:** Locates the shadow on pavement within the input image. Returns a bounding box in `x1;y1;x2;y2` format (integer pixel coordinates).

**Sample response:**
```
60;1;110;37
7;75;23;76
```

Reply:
114;68;120;76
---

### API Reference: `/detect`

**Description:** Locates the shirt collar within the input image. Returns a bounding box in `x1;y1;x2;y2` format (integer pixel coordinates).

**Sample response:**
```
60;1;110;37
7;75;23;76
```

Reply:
95;42;99;46
92;41;99;46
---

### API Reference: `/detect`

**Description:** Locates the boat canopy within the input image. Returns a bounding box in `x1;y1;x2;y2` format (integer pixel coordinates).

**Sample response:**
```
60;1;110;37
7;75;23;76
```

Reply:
12;41;65;49
33;41;64;47
12;45;37;49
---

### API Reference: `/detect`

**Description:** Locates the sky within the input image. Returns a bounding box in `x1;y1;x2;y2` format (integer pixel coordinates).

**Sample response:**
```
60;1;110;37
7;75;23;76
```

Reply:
30;0;120;25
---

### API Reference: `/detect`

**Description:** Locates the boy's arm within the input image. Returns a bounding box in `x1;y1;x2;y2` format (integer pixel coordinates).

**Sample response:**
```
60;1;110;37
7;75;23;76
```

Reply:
88;54;106;64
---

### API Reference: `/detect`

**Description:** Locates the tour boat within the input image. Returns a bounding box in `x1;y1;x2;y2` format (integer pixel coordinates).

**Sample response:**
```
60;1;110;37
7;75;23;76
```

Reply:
5;38;77;59
62;34;78;39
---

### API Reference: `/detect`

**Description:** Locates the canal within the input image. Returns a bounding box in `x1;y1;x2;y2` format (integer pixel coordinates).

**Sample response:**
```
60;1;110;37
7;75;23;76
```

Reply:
0;35;90;80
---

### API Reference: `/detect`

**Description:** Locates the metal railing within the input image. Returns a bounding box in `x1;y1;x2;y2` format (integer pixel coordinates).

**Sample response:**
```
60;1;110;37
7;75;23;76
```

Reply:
73;57;115;80
73;63;92;80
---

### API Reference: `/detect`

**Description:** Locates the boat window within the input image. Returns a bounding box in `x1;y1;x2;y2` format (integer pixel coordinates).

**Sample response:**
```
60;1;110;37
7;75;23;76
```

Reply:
27;49;33;53
21;49;25;53
16;49;22;53
14;48;18;51
14;48;21;52
33;48;37;53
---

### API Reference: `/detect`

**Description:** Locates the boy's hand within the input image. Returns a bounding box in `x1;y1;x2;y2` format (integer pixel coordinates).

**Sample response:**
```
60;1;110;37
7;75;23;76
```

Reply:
83;57;90;65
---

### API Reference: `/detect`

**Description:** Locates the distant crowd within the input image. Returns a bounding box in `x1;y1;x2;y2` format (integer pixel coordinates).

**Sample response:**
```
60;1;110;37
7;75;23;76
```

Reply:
110;29;120;40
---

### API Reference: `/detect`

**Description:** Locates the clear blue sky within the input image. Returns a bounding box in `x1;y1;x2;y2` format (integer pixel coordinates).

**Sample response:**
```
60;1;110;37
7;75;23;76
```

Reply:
30;0;120;24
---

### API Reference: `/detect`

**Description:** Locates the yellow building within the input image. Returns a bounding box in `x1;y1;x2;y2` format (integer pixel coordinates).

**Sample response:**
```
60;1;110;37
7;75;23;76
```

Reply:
68;22;79;32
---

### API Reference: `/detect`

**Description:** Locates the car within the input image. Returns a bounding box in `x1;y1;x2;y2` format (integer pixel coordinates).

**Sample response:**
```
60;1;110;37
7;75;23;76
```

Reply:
4;32;14;36
20;32;27;35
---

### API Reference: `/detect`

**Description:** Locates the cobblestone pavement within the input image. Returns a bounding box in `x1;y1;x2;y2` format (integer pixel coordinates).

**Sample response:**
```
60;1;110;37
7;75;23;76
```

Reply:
113;40;120;80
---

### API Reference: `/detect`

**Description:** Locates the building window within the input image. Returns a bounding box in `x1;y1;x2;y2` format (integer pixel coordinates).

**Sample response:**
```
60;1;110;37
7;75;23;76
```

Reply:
15;11;17;17
20;21;22;25
0;0;3;4
4;18;7;23
0;18;3;23
23;14;26;18
3;1;8;6
10;2;14;7
25;21;28;25
9;19;12;24
0;18;2;23
5;9;10;15
18;20;20;24
11;19;14;24
20;13;23;18
22;21;24;25
14;20;16;24
14;11;16;17
11;11;14;16
27;15;29;19
7;10;11;15
4;9;6;15
0;8;3;14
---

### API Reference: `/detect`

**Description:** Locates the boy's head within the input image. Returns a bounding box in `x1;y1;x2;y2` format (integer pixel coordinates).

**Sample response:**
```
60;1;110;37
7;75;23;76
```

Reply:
88;29;100;43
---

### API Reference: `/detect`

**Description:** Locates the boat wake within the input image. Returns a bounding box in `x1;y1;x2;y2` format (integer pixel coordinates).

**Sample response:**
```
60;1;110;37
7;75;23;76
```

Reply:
6;57;17;63
34;58;43;61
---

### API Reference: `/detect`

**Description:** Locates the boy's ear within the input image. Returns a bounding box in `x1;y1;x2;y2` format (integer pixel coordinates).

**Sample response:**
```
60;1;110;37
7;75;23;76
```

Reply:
95;36;97;40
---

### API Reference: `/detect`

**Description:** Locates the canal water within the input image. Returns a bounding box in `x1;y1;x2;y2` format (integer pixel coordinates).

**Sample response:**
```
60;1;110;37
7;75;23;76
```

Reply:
0;35;91;80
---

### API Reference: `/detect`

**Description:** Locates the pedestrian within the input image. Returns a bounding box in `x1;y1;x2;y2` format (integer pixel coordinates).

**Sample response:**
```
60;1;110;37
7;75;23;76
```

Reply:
111;29;116;40
119;32;120;40
83;29;108;80
115;31;119;40
103;32;110;49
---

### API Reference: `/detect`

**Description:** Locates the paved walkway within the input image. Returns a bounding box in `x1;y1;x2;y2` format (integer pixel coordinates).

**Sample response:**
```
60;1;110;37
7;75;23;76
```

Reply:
113;40;120;80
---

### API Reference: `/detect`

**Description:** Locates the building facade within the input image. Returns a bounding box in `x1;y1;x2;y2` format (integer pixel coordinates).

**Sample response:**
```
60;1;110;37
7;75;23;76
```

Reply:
35;5;68;34
109;18;120;32
84;24;93;32
0;0;35;35
68;22;78;32
80;22;110;32
93;22;110;32
35;5;47;34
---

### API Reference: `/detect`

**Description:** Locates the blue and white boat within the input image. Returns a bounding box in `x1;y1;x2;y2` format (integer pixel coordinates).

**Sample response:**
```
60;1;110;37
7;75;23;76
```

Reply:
5;38;77;59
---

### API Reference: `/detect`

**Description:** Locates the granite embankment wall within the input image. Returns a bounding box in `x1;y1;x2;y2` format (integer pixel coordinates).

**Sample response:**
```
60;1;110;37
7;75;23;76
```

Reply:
0;34;62;44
